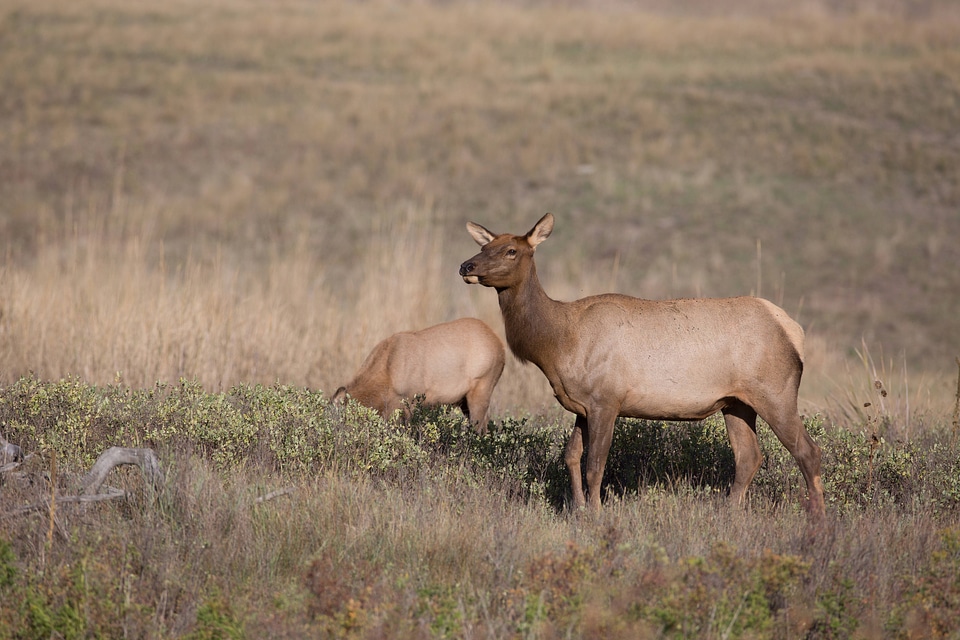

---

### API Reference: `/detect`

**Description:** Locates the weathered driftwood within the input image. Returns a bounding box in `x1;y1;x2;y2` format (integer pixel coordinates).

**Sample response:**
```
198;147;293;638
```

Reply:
0;453;32;475
0;434;27;474
80;447;164;495
1;433;22;465
1;445;163;520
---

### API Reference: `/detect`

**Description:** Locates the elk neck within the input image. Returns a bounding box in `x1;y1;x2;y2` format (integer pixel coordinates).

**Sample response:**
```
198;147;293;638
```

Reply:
496;261;568;367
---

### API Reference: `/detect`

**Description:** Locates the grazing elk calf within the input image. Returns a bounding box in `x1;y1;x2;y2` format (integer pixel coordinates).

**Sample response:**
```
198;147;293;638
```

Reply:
333;318;505;432
459;213;825;520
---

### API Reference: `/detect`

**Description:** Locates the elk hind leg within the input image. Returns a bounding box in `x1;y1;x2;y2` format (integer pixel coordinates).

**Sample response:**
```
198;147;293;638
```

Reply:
756;401;825;520
464;379;496;433
722;401;763;508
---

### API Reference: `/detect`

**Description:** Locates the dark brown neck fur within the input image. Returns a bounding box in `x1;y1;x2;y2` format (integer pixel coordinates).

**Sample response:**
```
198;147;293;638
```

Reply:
497;261;567;367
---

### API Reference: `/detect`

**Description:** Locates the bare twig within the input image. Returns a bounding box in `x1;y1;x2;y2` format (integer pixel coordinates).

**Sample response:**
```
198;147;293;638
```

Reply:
253;486;296;504
48;452;57;544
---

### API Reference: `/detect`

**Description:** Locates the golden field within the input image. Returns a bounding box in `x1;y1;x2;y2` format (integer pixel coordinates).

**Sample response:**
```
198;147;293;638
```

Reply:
2;0;959;425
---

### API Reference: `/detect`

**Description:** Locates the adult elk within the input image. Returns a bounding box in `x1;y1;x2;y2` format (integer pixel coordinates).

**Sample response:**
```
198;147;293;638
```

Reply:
333;318;505;432
459;213;825;520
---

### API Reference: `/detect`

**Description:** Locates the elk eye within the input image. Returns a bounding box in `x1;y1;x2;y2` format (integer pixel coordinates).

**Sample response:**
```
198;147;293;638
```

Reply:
506;248;517;257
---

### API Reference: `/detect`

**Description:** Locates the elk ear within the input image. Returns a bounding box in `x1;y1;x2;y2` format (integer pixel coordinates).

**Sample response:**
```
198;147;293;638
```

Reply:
527;213;554;248
466;221;497;246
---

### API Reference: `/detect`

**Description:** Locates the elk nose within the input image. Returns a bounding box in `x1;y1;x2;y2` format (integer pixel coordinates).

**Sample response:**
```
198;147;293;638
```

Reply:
459;261;475;277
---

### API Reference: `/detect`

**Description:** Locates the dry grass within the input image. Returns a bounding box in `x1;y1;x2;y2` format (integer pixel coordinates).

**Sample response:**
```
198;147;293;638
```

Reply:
2;439;956;637
2;0;959;420
0;207;557;417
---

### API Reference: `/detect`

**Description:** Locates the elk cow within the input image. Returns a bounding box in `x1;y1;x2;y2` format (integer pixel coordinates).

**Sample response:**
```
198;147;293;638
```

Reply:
333;318;505;432
459;213;825;520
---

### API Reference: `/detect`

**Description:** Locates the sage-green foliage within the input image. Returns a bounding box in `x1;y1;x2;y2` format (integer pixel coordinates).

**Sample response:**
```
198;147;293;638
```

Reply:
1;375;958;513
0;540;15;589
406;402;568;504
505;532;900;640
639;544;811;638
2;376;109;468
0;374;426;480
506;528;960;639
187;591;245;640
604;416;737;498
2;376;960;638
0;551;125;640
892;527;960;636
753;415;960;516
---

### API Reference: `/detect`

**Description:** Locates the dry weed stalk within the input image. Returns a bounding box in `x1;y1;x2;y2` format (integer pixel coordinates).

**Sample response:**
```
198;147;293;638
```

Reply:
47;452;57;545
953;356;960;432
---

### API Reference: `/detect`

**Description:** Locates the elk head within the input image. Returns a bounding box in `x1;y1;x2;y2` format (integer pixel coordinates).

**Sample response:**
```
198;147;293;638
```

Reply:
459;213;554;290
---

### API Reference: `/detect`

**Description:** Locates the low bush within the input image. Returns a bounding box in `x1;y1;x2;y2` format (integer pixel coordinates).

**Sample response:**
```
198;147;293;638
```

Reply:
2;376;960;637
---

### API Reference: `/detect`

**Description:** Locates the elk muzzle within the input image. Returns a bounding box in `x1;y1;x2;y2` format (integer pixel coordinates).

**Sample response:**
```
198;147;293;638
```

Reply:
459;260;480;284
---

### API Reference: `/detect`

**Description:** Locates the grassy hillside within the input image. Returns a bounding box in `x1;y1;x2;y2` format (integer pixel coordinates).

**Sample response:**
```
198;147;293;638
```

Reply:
1;0;959;418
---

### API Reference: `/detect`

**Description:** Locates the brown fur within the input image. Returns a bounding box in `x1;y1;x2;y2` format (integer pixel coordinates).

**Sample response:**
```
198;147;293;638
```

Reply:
460;213;825;519
333;318;505;432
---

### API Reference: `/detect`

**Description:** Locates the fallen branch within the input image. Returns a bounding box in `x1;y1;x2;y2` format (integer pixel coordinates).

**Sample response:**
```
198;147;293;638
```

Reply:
0;453;34;474
1;432;22;466
2;446;163;520
81;447;164;496
2;489;129;519
254;486;296;504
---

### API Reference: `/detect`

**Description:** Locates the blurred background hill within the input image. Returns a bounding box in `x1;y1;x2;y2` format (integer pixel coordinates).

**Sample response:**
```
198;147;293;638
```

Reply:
1;0;958;421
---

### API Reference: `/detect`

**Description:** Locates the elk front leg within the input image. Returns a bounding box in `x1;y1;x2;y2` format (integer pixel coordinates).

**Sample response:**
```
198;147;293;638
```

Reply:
584;408;616;510
564;415;586;509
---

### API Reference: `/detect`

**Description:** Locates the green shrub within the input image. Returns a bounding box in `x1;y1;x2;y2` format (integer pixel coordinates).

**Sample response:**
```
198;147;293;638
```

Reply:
808;572;859;639
505;538;812;638
0;376;432;479
405;401;569;505
605;416;736;498
0;540;15;590
639;544;811;638
230;383;334;473
3;377;959;519
0;558;120;640
0;375;109;467
891;527;960;637
188;591;245;640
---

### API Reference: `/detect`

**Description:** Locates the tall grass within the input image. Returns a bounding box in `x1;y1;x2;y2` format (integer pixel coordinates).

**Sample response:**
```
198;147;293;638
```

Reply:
3;0;960;398
4;199;956;422
0;204;559;417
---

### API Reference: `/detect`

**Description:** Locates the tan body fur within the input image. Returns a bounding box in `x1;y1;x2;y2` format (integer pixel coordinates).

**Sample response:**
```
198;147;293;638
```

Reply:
333;318;505;432
459;214;825;519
